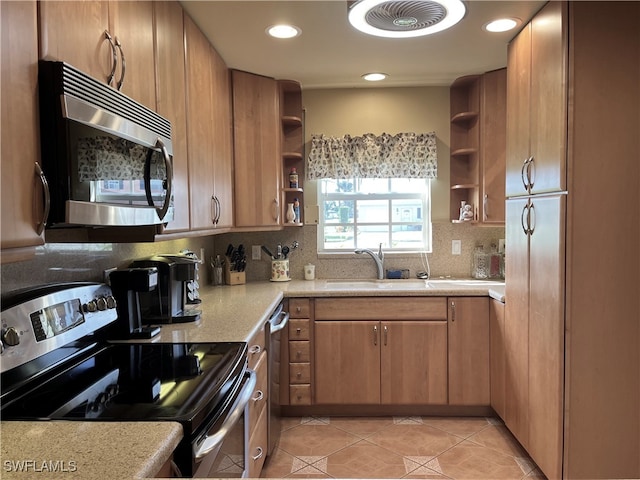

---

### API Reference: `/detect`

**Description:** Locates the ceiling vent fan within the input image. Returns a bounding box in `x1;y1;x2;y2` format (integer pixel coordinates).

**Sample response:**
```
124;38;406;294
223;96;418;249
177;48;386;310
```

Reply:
347;0;466;38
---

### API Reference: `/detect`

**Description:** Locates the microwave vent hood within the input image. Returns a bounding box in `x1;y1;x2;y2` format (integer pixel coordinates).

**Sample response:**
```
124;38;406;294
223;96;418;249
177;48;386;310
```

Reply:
38;61;175;230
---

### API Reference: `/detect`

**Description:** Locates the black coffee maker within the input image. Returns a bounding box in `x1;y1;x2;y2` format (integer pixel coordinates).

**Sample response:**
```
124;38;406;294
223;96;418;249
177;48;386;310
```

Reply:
109;267;162;339
129;254;201;324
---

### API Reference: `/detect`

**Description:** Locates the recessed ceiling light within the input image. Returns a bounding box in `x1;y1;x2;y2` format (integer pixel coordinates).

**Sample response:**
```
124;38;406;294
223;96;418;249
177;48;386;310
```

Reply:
348;0;466;38
266;24;301;39
362;73;388;81
484;18;520;33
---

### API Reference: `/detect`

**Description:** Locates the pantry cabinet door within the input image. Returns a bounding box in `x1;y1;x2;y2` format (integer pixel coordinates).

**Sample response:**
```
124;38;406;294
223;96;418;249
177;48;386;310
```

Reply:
381;321;448;405
314;321;380;405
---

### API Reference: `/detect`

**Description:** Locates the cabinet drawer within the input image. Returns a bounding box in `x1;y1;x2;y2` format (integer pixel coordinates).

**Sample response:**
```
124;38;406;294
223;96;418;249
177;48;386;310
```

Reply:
289;363;311;384
248;351;268;427
247;406;268;478
248;324;266;370
289;341;310;362
315;297;447;320
289;384;311;405
289;319;310;340
289;298;310;318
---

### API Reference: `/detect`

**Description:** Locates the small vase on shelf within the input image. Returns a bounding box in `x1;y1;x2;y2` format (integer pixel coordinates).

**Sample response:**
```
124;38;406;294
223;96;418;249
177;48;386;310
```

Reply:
286;203;296;223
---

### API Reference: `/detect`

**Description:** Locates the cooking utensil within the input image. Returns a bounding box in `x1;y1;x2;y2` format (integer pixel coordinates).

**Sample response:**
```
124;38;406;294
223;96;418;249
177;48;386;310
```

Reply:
281;246;290;259
261;245;275;259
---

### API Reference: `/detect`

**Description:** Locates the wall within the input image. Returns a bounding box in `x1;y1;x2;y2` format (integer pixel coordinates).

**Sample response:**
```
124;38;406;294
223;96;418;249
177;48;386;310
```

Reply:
1;86;504;294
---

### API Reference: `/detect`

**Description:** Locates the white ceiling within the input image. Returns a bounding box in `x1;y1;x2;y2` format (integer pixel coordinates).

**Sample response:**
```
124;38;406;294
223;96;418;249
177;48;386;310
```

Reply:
179;0;545;90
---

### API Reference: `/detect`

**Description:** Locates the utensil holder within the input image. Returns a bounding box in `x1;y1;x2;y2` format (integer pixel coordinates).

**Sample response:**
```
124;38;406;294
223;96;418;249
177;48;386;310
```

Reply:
271;259;290;282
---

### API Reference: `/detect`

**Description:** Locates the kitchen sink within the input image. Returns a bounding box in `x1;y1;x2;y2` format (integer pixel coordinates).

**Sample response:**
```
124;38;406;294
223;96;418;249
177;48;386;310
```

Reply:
323;279;429;290
427;279;505;288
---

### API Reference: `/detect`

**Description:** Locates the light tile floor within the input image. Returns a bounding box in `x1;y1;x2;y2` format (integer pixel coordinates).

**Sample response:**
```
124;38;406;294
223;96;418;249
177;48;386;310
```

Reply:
261;416;547;479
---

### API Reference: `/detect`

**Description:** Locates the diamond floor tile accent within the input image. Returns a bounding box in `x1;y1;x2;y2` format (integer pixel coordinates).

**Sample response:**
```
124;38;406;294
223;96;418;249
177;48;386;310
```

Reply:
393;416;425;424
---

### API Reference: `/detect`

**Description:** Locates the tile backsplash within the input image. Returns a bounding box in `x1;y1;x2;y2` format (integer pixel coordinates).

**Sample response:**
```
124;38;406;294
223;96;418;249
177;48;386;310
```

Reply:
1;222;504;294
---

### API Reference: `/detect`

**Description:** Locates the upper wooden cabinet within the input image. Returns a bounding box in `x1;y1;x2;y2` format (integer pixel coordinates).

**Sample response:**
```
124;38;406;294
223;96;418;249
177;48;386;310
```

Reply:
505;1;566;197
449;69;506;223
184;14;234;231
153;1;189;233
1;0;45;263
38;1;156;109
232;70;281;229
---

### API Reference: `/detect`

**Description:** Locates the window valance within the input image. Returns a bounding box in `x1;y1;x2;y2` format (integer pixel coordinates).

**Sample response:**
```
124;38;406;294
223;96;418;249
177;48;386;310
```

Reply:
307;131;437;180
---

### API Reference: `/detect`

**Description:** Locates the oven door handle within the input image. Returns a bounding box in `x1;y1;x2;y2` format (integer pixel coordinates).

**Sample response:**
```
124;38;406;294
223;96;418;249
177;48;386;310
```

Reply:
194;369;256;460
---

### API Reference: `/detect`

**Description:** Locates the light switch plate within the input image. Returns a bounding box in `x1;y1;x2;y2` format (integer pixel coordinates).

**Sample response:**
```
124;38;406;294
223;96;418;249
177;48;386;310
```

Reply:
252;245;261;260
452;240;461;255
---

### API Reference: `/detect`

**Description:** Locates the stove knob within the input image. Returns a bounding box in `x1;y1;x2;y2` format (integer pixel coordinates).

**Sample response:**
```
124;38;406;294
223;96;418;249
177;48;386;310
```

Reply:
84;300;97;313
2;327;20;347
96;297;108;311
106;295;117;309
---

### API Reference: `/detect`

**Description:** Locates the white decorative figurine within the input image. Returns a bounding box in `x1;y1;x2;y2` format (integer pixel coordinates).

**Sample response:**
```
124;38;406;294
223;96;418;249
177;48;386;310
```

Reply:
461;203;474;221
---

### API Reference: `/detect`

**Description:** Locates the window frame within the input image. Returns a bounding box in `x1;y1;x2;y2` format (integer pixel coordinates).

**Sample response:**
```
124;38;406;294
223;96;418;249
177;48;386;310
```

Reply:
317;177;432;254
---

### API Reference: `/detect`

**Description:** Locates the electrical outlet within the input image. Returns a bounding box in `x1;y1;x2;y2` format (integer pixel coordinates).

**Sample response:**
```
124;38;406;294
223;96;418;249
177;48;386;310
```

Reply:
452;240;462;255
103;267;117;285
251;245;261;260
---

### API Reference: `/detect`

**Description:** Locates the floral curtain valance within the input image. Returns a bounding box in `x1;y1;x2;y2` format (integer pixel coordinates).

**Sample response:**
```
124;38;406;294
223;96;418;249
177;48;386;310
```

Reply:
307;131;437;180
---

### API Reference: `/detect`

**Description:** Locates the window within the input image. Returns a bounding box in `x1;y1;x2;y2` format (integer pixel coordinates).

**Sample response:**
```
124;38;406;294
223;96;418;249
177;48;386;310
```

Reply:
318;178;431;252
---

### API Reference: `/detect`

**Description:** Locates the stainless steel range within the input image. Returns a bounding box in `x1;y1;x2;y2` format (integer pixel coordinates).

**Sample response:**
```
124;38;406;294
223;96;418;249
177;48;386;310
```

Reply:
0;282;253;478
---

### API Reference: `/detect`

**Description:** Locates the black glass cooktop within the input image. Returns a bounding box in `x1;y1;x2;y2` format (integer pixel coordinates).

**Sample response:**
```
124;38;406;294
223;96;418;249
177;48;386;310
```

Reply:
1;342;247;433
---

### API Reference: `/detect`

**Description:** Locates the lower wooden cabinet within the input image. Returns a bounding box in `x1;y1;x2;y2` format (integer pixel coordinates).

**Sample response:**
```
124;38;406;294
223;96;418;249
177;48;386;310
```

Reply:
489;298;506;419
448;297;490;405
246;324;267;478
315;320;448;405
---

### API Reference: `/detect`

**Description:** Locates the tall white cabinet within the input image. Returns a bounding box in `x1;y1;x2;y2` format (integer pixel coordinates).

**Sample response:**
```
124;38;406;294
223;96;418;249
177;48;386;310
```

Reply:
503;2;639;479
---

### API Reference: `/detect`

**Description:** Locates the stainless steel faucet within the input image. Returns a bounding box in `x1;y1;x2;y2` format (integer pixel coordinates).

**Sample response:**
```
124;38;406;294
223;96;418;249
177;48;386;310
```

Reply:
355;243;385;280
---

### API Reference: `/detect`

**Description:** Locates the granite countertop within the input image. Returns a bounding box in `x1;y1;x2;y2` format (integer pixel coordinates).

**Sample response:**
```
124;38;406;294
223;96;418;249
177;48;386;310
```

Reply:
1;278;505;478
0;421;182;479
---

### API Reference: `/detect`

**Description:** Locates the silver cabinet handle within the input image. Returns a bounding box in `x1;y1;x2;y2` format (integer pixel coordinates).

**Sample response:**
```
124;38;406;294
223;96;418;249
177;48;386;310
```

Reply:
450;300;456;322
114;37;125;91
252;447;264;461
248;344;261;355
521;203;529;235
104;30;118;86
273;197;279;222
528;201;536;236
373;325;378;346
383;325;388;346
483;194;488;221
34;162;50;235
213;196;221;224
252;390;264;402
527;156;535;191
210;195;218;224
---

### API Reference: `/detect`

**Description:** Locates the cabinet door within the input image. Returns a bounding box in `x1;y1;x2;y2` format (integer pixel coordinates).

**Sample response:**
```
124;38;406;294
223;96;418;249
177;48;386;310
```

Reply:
480;68;506;223
153;1;189;233
505;21;532;197
184;14;215;230
448;297;490;405
232;71;280;228
527;194;565;479
504;197;530;448
1;0;45;261
314;321;380;405
381;321;447;405
108;1;155;108
529;1;567;195
38;1;111;82
489;299;506;419
210;46;234;228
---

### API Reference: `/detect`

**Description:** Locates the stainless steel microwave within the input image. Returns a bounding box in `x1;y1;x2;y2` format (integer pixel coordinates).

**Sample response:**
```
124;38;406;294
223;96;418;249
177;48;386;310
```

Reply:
38;61;174;228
